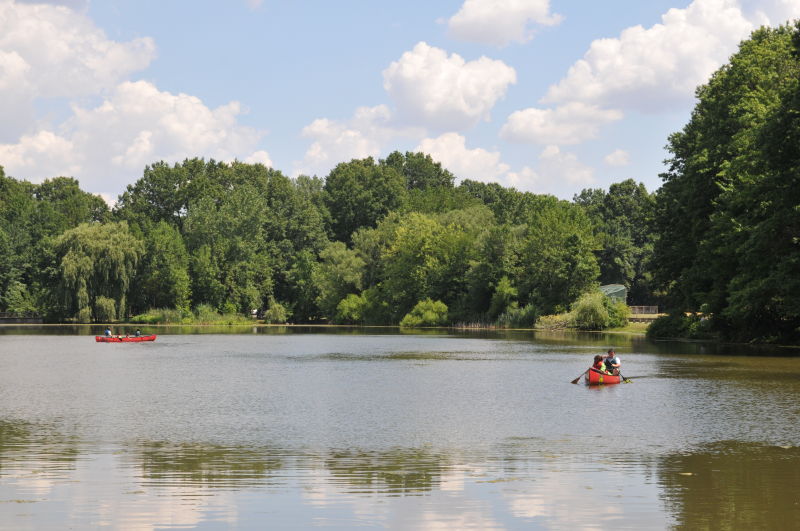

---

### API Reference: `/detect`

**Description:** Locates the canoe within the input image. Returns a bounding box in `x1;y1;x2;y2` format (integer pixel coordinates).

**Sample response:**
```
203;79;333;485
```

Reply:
585;367;622;385
95;335;157;343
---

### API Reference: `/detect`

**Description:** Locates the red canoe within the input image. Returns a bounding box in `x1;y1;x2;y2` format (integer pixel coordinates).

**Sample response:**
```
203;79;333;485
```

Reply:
585;367;622;385
95;335;157;343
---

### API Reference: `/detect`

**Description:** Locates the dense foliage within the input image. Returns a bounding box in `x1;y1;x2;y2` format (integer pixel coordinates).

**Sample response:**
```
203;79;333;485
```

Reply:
653;22;800;343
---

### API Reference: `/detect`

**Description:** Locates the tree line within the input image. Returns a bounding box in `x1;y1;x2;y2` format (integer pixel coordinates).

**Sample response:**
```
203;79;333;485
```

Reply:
0;154;653;329
1;22;798;343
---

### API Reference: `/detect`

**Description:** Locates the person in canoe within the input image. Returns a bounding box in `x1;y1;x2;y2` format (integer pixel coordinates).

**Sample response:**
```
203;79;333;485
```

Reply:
592;355;606;372
604;349;621;375
104;327;112;337
135;328;141;337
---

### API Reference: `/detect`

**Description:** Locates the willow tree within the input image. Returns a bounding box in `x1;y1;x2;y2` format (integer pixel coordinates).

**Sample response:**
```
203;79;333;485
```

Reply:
53;221;144;321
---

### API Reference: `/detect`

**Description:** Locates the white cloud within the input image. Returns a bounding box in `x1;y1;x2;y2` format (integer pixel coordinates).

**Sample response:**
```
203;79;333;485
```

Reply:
537;145;594;186
500;103;622;145
0;81;268;196
742;0;800;26
542;0;756;112
416;132;510;184
295;105;422;177
505;165;540;191
383;42;516;130
447;0;562;47
604;149;630;167
0;0;155;139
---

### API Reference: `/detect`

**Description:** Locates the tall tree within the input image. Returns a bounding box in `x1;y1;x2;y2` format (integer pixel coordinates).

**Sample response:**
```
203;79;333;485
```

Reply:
653;24;800;315
52;222;144;321
323;157;407;242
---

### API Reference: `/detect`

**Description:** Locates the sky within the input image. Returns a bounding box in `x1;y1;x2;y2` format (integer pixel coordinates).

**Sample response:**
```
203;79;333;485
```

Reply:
1;0;799;203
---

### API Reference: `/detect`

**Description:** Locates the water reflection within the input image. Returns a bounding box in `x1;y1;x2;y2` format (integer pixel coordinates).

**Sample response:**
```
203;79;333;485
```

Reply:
3;424;800;529
657;442;800;530
131;441;285;488
324;448;449;495
0;419;81;473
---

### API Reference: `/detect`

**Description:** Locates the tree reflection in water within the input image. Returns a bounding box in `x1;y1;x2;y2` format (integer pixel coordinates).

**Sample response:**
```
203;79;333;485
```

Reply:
658;441;800;529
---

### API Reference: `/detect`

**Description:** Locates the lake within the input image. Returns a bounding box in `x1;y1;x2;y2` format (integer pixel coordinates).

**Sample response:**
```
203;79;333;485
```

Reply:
1;326;799;529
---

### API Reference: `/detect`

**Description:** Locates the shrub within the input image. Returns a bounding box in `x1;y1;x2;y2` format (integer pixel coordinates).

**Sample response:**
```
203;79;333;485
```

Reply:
534;313;573;330
572;291;609;330
263;299;289;324
647;313;715;340
130;308;188;324
496;303;539;328
336;293;368;324
399;298;448;327
606;300;630;328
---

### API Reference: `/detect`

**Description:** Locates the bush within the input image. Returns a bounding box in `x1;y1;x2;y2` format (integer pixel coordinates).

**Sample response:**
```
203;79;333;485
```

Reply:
572;292;609;330
606;300;630;328
647;313;715;340
496;303;539;328
400;298;448;327
263;299;289;324
336;293;368;324
534;313;573;330
130;308;188;324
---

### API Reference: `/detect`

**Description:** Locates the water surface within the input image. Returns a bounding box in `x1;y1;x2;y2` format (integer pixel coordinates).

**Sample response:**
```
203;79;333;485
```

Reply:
1;328;798;529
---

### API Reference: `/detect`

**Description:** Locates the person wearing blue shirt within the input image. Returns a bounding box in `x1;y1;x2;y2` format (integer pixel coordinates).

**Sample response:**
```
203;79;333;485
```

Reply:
604;349;621;375
104;327;112;337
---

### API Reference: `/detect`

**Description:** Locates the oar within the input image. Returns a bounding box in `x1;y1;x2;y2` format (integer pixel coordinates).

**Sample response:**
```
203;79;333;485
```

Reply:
571;369;589;384
620;372;632;383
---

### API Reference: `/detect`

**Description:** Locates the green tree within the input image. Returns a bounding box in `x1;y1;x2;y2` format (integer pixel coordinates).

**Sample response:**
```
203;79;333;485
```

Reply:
653;24;799;315
52;222;144;321
381;151;455;190
574;179;656;304
132;221;191;313
323;157;407;242
312;241;365;319
518;202;599;314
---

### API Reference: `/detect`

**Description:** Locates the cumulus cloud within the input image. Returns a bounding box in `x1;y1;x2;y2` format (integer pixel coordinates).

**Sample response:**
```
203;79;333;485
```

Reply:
537;145;594;187
295;105;423;177
604;149;630;167
416;132;510;184
383;42;516;130
542;0;757;112
447;0;562;47
0;0;155;136
0;81;269;196
500;103;622;145
505;165;540;192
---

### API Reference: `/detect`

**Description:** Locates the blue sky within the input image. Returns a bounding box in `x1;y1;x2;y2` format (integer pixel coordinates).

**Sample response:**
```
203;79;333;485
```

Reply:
1;0;799;202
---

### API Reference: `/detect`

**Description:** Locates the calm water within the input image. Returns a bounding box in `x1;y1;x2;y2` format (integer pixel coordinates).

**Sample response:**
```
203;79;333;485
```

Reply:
1;327;799;529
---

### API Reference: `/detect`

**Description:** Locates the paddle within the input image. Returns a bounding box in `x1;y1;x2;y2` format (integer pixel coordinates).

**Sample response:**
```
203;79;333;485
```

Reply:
620;372;632;383
571;369;589;384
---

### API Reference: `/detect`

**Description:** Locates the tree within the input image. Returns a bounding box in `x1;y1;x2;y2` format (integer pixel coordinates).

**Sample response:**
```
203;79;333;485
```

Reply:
574;179;656;304
132;221;191;313
518;202;599;314
52;222;144;321
653;24;799;314
323;157;407;242
381;151;455;190
312;241;365;320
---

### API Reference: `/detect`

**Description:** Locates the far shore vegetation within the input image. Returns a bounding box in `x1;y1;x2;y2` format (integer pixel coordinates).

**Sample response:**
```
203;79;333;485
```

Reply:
2;23;799;344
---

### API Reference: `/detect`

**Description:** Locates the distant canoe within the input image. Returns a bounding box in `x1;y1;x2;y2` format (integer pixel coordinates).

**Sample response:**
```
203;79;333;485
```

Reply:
585;367;622;385
95;335;156;343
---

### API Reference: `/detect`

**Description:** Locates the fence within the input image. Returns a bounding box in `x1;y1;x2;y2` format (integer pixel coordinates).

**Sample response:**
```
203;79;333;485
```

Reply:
629;306;659;315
